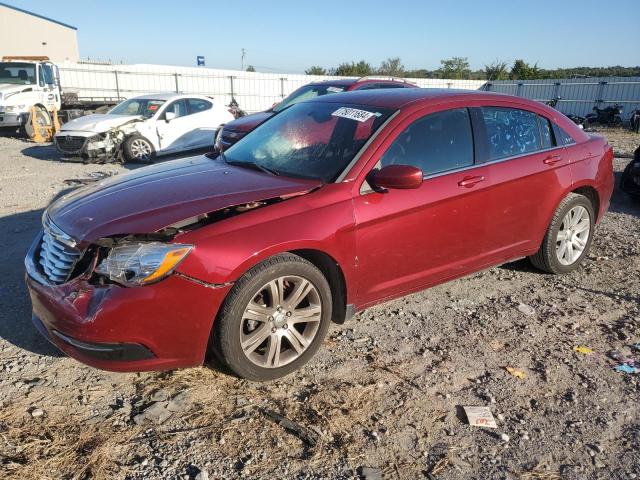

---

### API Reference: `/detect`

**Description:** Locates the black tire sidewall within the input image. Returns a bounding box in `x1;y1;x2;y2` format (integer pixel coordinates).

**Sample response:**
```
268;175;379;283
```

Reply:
214;257;332;381
123;135;155;163
545;196;595;274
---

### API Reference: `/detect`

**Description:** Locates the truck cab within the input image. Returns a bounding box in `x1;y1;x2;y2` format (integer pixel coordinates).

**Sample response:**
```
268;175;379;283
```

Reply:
0;56;61;128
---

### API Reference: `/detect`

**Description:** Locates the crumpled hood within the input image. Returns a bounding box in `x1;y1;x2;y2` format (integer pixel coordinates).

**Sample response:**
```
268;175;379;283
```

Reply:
58;113;142;134
225;111;275;132
46;155;321;245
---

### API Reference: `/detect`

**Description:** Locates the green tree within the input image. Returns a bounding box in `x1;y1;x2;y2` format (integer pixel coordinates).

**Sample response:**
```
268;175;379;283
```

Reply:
484;61;509;80
438;57;471;79
378;57;405;77
245;65;256;72
305;65;327;75
510;59;540;80
335;60;374;77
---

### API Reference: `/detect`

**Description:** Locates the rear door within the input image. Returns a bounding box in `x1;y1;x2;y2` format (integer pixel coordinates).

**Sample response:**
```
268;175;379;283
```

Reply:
352;106;494;306
477;106;573;261
185;98;218;148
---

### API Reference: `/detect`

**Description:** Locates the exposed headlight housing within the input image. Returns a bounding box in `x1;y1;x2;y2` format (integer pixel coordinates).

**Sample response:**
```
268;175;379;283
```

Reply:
95;242;193;287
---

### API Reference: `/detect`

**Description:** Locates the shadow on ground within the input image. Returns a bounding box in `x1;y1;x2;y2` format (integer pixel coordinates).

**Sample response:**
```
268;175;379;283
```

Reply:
0;207;62;357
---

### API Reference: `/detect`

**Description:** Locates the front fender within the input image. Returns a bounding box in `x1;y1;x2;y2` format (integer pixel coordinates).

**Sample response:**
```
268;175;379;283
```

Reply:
173;188;357;299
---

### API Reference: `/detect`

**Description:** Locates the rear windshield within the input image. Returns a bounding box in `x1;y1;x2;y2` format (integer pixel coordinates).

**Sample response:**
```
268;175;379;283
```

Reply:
273;84;346;113
224;102;394;182
109;98;166;119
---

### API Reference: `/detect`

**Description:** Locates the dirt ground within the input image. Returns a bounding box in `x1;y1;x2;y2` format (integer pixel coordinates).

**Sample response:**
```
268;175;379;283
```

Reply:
0;128;639;480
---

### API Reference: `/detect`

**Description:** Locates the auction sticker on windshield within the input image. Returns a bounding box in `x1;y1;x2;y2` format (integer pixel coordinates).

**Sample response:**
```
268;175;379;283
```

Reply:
332;107;378;122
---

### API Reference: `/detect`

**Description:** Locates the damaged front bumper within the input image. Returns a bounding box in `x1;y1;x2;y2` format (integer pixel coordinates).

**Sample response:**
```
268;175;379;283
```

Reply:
54;129;126;162
25;233;232;371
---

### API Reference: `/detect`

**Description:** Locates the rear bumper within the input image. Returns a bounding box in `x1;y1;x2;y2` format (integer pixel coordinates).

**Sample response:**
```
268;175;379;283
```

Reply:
25;236;232;371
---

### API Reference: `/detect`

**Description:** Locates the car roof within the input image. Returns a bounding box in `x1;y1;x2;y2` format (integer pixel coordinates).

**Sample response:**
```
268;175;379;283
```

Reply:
128;93;212;101
306;88;517;109
306;77;414;88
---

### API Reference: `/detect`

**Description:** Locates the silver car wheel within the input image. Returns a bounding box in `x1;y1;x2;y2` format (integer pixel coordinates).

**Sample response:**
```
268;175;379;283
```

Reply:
130;138;152;160
556;205;590;265
240;275;321;369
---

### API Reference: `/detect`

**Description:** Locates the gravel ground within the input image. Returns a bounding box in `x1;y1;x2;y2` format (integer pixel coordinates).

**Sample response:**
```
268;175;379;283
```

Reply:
0;130;639;480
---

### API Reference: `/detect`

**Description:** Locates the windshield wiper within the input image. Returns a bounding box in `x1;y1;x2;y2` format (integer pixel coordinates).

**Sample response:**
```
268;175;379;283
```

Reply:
225;159;280;176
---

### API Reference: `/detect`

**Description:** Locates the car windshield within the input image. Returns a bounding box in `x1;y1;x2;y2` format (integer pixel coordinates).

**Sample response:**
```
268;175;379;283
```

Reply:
223;102;394;182
0;62;36;85
109;98;166;119
272;84;347;113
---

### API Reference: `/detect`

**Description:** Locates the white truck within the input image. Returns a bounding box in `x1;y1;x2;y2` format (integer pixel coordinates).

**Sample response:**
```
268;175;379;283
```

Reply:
0;56;119;131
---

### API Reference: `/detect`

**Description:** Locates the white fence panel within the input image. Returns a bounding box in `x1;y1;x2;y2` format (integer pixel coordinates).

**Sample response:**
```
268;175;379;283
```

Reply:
57;61;485;113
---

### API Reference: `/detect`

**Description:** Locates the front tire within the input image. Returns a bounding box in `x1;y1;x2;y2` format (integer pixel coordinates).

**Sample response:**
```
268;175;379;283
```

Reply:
529;193;595;274
211;253;332;381
123;134;155;163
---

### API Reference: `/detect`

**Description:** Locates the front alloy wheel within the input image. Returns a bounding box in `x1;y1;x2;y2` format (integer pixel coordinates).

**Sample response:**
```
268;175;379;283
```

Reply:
211;253;332;381
240;276;322;368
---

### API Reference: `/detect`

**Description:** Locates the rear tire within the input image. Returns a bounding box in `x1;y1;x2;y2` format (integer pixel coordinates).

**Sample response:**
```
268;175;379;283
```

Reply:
529;193;595;274
123;134;155;163
211;253;332;381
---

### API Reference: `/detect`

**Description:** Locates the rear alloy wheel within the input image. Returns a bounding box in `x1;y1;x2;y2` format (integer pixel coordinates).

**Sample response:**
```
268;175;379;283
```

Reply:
529;193;594;274
212;254;332;381
123;134;155;163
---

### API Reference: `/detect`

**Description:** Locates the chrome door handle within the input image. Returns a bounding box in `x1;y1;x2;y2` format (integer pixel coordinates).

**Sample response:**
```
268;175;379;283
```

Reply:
458;175;485;188
543;154;562;165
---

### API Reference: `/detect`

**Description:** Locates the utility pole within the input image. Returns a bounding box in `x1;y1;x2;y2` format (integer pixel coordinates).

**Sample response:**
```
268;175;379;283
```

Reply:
241;48;246;71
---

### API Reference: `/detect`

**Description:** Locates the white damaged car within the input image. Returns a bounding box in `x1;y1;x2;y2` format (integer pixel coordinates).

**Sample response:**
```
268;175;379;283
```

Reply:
54;93;235;163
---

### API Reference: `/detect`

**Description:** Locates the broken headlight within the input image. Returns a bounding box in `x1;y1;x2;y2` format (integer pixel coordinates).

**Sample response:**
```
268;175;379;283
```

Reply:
95;242;192;286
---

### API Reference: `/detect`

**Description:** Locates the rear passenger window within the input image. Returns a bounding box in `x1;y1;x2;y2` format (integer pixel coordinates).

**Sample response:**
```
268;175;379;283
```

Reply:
552;123;575;146
379;108;474;176
538;116;555;149
188;98;212;114
481;107;542;160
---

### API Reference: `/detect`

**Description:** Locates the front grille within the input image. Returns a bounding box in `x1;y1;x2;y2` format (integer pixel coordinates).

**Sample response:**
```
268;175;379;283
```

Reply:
55;135;87;154
38;215;82;284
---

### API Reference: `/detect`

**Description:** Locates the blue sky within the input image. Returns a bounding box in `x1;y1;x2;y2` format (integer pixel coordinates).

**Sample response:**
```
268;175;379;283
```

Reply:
9;0;640;72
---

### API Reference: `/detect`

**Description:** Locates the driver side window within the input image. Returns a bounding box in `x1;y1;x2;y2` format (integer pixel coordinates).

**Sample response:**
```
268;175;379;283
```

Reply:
379;108;474;176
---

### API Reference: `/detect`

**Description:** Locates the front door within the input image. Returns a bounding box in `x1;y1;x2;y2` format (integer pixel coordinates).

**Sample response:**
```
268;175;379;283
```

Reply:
352;107;494;307
156;99;192;152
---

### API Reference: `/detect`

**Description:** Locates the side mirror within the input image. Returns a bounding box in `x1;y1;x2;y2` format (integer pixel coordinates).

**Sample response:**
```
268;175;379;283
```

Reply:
369;164;423;190
165;111;176;122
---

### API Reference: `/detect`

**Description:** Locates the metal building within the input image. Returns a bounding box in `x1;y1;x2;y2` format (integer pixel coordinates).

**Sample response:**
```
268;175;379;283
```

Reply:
0;2;79;62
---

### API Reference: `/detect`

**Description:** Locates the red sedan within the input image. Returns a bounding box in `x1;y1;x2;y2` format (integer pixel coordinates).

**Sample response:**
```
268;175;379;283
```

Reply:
25;89;614;381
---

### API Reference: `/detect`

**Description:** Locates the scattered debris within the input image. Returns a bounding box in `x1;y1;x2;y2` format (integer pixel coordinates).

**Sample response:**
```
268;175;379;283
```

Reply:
573;345;594;354
500;433;510;442
505;367;526;379
261;408;319;447
517;303;536;316
358;466;382;480
614;364;639;374
463;406;497;428
63;171;114;185
29;408;44;418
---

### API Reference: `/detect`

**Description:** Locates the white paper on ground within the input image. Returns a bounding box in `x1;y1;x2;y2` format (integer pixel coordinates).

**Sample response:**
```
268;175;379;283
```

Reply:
463;406;498;428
